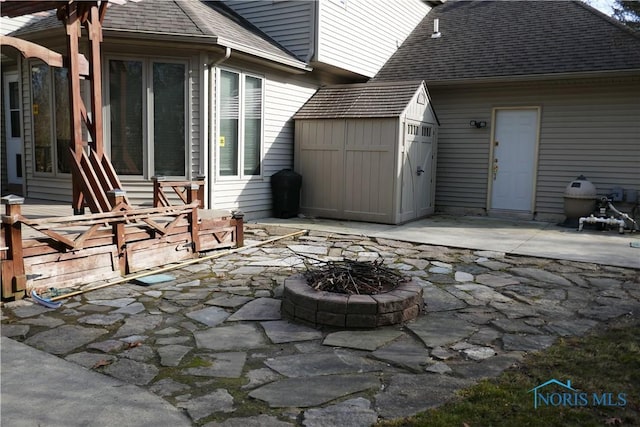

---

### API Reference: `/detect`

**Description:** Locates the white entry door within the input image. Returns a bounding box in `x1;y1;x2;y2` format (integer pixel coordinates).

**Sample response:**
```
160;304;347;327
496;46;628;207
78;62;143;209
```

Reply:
490;109;539;213
3;72;23;187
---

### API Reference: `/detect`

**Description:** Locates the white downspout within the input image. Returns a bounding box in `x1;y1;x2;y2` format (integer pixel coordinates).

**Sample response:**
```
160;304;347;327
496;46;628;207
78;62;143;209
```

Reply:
307;1;319;63
204;47;231;209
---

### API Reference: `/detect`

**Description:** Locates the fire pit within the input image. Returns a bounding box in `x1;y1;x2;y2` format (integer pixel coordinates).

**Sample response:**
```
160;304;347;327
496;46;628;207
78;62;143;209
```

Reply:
282;260;423;328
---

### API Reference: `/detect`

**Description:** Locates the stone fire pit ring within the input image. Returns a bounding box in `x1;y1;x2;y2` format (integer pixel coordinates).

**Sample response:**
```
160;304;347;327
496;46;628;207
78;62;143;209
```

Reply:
281;274;423;329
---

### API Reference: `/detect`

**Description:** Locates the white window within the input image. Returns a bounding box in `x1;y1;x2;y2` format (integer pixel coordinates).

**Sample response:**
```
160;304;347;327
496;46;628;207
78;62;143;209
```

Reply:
106;57;188;178
217;69;263;179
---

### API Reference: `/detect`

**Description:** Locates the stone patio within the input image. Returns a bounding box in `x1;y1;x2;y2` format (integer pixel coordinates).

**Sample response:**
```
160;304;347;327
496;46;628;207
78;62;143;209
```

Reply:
2;225;639;426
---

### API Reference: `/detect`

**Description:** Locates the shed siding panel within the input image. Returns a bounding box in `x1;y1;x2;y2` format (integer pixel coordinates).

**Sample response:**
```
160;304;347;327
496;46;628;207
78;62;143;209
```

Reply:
344;119;396;220
212;75;318;219
317;0;430;77
430;78;640;218
221;1;313;60
295;119;345;215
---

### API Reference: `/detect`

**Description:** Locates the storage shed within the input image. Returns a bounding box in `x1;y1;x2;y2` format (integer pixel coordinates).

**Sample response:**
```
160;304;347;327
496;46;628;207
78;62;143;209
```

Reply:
293;80;439;224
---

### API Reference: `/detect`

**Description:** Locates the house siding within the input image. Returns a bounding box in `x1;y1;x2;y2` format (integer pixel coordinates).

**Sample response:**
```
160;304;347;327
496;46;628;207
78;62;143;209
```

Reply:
317;0;430;77
211;70;318;220
430;77;640;221
0;15;43;35
221;0;314;61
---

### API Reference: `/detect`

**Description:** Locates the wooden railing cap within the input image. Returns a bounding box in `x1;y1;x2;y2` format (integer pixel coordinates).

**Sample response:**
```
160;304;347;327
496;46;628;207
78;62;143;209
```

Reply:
1;195;25;205
107;188;127;196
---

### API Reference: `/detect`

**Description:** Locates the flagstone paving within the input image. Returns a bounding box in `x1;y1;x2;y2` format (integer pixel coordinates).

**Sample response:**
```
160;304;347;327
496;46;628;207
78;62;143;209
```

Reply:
1;225;639;426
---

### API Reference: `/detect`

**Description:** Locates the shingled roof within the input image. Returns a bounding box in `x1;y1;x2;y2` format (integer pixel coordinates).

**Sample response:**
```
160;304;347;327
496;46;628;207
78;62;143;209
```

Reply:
294;80;435;120
374;0;640;84
9;0;306;70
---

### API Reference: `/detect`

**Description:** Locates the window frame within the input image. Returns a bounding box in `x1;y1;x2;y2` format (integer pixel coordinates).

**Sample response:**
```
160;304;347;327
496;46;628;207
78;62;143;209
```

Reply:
215;67;265;181
29;61;73;177
104;55;190;180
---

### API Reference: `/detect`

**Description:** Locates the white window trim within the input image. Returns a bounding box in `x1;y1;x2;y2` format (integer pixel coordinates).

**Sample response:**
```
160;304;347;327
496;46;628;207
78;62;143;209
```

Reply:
104;55;190;180
215;67;265;182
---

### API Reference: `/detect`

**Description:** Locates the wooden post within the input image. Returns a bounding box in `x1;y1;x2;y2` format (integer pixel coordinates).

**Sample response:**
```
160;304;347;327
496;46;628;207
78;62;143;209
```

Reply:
86;4;104;157
232;210;244;248
196;174;206;208
152;176;165;208
65;2;87;215
187;184;200;253
1;195;26;300
108;189;127;274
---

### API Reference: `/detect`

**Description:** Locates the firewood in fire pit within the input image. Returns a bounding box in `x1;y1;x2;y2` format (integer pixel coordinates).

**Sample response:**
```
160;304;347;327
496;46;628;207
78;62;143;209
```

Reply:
303;259;409;295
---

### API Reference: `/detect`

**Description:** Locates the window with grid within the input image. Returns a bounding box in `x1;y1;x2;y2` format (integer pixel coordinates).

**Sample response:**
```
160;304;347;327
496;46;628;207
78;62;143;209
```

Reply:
30;63;71;174
218;69;263;179
107;58;187;177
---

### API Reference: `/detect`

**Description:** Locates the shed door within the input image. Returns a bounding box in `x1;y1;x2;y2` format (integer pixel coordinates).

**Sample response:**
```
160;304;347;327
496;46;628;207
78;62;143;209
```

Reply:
490;109;539;213
3;72;23;187
400;120;433;222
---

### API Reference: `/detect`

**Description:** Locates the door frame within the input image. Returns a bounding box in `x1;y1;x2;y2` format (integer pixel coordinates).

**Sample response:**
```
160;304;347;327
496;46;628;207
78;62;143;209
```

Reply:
486;106;541;217
3;69;25;193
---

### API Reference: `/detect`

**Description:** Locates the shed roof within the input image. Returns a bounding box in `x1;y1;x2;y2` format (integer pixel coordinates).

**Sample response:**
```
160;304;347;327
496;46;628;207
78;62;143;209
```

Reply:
7;0;307;70
374;0;640;84
294;80;431;120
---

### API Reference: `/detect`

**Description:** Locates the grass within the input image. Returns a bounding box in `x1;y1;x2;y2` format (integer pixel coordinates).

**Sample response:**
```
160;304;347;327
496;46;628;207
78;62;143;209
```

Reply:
378;314;640;427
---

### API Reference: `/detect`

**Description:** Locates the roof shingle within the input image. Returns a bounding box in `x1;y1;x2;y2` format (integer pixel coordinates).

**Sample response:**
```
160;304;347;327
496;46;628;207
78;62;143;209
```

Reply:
374;0;640;83
8;0;303;68
294;81;428;119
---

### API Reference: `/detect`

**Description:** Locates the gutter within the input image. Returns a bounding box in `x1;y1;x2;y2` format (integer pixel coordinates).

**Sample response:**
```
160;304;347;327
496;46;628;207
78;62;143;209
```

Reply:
307;0;318;63
101;29;310;72
216;37;310;72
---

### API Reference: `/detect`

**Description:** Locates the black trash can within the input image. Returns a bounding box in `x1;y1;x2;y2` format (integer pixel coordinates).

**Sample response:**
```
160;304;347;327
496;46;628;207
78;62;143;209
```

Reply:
271;169;302;218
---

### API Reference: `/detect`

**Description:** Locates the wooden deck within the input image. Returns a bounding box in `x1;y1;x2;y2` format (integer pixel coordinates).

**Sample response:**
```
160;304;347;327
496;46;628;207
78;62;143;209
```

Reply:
1;194;244;301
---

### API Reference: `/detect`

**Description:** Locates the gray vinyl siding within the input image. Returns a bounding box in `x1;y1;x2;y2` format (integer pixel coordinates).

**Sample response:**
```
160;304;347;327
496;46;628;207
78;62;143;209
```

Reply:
430;77;640;220
1;16;41;35
221;1;314;61
211;70;318;220
317;0;430;77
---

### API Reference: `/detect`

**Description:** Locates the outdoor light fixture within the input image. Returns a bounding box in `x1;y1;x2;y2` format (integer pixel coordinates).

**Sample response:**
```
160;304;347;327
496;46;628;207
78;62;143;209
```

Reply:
469;120;487;128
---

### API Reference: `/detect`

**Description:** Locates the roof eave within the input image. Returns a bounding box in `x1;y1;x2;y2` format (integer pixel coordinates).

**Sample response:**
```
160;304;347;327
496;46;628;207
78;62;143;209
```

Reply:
216;37;311;73
103;30;311;73
13;26;311;74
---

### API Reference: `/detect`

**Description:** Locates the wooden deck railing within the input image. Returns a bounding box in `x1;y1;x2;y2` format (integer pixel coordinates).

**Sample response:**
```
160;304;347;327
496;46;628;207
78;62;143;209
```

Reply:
1;181;244;300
